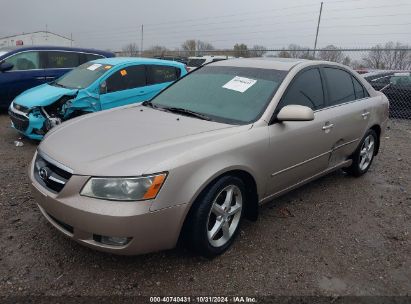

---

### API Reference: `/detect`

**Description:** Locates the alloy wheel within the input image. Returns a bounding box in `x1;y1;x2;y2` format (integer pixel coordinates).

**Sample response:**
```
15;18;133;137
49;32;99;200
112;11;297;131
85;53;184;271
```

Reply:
207;185;243;247
359;134;375;171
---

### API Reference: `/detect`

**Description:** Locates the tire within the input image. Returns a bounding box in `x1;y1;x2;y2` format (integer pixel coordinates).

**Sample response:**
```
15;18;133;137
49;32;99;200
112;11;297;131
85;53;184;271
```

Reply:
344;129;378;177
186;175;245;258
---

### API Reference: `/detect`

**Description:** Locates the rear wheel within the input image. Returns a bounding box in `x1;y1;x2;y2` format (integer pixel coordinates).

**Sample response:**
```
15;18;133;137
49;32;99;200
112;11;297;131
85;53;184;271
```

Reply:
186;176;245;258
344;129;378;177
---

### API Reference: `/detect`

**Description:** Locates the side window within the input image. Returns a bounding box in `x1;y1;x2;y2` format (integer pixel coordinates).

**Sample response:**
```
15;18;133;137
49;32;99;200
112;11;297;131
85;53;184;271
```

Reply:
390;74;411;86
324;68;356;106
147;65;180;85
278;68;324;110
106;65;146;93
352;77;368;99
45;51;80;68
5;51;40;70
79;53;105;64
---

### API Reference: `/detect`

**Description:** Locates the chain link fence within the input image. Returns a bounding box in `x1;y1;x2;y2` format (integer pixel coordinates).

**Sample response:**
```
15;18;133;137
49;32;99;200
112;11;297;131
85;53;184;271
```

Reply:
117;48;411;120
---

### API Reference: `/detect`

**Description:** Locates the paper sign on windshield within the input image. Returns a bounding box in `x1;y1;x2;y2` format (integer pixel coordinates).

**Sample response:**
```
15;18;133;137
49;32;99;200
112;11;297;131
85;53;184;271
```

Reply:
87;64;102;71
223;76;257;93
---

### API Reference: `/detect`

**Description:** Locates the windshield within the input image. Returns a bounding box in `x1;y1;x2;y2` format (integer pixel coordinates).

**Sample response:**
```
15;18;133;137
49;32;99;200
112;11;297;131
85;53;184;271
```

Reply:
150;66;287;124
187;58;206;67
53;62;112;89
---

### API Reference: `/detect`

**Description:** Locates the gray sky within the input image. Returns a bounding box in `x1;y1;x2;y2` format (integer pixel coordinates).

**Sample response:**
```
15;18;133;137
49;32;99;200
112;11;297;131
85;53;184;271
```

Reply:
1;0;410;51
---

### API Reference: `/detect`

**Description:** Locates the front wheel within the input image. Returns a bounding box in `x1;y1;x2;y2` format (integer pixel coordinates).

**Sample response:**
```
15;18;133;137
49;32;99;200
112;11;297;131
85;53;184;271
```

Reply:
344;129;378;177
186;176;245;258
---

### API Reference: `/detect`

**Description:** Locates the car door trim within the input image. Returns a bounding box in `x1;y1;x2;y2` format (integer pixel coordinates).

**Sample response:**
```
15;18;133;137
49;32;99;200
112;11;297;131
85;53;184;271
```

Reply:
271;150;331;177
263;159;353;204
270;137;359;178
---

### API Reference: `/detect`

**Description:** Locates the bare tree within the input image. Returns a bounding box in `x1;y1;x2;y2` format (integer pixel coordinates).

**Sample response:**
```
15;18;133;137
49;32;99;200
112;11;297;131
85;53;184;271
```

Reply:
121;43;139;57
381;42;410;70
277;44;311;59
197;40;214;55
318;45;345;63
181;40;215;56
181;39;197;56
363;42;411;70
233;43;249;57
250;45;267;57
144;45;169;57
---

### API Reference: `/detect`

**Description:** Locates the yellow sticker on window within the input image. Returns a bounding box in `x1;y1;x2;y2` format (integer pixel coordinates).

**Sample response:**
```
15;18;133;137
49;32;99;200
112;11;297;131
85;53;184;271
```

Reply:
104;65;112;70
120;69;127;76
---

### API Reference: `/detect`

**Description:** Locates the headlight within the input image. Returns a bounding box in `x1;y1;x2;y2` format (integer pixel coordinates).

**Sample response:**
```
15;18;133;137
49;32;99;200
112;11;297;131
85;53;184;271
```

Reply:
80;173;167;201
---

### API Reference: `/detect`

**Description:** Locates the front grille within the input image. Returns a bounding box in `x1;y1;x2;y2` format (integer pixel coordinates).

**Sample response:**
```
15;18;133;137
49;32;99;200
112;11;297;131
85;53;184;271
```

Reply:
34;154;72;193
9;109;29;132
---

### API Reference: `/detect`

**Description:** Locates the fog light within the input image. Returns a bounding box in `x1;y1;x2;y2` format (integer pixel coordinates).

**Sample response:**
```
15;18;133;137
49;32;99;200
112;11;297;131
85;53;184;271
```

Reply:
99;235;130;246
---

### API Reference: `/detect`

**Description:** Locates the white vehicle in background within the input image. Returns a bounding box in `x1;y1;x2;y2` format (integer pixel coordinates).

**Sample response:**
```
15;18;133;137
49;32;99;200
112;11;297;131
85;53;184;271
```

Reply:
187;55;233;71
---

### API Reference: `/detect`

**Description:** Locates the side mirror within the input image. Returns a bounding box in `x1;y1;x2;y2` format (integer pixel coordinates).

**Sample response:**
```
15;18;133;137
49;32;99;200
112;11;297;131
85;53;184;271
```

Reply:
99;81;107;94
277;105;314;122
0;62;13;72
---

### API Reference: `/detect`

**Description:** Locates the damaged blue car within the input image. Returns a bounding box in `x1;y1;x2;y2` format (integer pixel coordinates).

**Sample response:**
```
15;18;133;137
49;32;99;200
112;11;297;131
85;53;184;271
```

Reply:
8;57;187;140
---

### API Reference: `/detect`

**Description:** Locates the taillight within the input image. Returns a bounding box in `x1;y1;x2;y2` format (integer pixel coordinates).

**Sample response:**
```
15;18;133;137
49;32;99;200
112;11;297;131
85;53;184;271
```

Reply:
185;65;190;73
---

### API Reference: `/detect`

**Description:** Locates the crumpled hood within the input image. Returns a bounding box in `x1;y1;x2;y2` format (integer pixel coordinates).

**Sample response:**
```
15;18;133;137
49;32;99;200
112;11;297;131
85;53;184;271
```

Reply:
39;105;245;176
13;84;78;108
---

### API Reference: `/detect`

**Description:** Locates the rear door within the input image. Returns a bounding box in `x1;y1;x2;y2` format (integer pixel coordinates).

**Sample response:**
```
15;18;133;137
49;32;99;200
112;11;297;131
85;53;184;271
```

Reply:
43;51;80;82
320;67;371;167
100;64;147;110
1;50;45;104
266;67;335;196
145;65;181;99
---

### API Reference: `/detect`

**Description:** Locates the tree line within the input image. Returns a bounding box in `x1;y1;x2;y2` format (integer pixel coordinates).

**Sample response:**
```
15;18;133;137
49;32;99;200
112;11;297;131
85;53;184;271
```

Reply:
120;40;411;70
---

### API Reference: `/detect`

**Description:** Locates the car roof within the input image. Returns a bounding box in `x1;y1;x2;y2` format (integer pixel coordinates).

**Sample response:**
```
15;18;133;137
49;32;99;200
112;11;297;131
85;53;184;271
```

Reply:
91;57;185;67
0;45;115;58
209;57;314;71
362;70;411;78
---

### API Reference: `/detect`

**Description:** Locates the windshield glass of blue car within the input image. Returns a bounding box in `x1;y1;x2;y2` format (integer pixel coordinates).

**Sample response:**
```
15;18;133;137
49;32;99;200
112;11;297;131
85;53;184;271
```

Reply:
52;62;112;89
149;66;287;124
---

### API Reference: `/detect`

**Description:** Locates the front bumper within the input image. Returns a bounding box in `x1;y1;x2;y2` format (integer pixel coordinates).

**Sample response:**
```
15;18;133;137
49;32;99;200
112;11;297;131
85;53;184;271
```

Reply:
9;104;46;140
29;155;188;255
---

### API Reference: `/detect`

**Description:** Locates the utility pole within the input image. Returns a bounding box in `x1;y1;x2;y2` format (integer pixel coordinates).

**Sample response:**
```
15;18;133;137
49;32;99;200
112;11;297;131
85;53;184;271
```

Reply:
70;33;73;47
313;1;323;58
140;24;144;56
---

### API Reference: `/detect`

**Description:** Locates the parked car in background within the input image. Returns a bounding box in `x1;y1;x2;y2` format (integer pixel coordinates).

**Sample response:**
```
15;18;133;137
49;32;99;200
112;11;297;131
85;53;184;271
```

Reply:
9;57;187;140
363;70;411;119
187;55;233;71
29;58;388;257
154;56;188;65
0;46;114;109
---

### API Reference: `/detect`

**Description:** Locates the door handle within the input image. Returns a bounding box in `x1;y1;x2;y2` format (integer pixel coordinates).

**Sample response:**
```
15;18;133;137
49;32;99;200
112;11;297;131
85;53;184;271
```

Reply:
322;123;334;131
361;111;370;119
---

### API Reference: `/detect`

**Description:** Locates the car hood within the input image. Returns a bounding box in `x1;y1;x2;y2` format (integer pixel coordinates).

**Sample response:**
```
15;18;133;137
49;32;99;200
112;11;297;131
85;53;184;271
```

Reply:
38;105;245;176
13;83;78;108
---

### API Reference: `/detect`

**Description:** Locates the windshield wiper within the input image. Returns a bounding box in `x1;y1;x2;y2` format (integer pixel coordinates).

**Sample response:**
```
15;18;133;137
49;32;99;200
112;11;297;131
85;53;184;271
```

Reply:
142;100;158;108
50;81;66;88
160;106;212;121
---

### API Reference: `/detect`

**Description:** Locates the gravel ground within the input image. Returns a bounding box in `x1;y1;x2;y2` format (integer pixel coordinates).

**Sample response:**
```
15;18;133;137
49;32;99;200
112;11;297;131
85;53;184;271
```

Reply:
0;113;410;297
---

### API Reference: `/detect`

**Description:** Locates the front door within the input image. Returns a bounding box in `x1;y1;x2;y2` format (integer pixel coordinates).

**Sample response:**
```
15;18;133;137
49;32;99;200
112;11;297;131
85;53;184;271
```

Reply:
265;67;336;196
1;51;45;106
100;64;148;110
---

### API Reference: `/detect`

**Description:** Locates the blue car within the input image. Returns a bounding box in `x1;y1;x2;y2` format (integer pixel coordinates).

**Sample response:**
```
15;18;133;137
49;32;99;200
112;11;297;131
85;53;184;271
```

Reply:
8;57;187;140
0;46;114;109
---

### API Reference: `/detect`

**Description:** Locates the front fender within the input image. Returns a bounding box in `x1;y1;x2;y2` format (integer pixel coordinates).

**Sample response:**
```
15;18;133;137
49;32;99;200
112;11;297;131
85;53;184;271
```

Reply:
149;125;269;213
